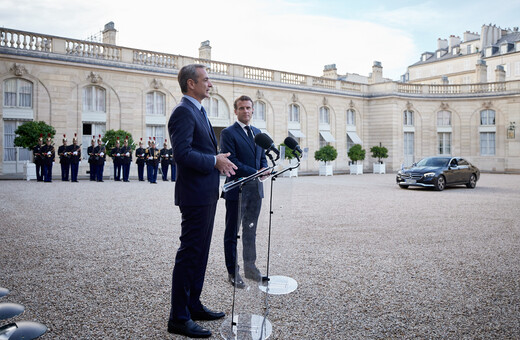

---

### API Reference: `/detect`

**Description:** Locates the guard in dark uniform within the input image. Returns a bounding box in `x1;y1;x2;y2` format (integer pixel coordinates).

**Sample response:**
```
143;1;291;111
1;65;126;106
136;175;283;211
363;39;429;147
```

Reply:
135;139;146;181
121;136;132;182
87;136;96;181
58;134;71;181
94;135;106;182
145;137;152;182
33;134;44;181
69;133;81;182
146;138;159;184
170;147;176;182
160;139;172;181
41;134;55;182
111;137;122;181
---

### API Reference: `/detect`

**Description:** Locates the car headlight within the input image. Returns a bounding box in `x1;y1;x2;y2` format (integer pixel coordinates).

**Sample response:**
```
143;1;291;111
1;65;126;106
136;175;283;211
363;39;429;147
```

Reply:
397;170;402;175
423;172;435;177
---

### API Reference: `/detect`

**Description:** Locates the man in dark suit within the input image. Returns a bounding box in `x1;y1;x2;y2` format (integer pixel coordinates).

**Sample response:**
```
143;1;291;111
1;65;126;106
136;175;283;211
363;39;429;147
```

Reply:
167;64;237;338
57;134;70;181
220;95;268;288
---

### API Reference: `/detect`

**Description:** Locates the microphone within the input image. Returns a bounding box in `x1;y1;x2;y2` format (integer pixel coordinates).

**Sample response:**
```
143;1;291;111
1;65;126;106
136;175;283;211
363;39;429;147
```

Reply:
283;136;303;155
254;133;280;160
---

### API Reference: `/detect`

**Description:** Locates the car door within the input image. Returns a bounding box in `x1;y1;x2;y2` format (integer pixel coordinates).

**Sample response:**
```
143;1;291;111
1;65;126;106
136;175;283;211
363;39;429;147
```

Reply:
445;158;459;184
456;158;471;183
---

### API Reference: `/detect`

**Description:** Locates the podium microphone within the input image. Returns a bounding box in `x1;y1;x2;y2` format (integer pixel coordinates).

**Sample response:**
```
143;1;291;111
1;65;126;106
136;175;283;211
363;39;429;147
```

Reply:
283;136;303;155
254;133;280;161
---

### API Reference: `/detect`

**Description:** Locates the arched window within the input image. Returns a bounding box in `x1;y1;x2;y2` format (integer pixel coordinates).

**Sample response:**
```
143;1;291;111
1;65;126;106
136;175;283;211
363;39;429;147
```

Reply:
403;110;414;126
437;110;451;126
480;109;495;125
289;104;300;122
346;109;355;126
254;101;266;121
202;97;219;118
3;78;32;108
83;86;106;112
146;91;165;115
319;106;330;124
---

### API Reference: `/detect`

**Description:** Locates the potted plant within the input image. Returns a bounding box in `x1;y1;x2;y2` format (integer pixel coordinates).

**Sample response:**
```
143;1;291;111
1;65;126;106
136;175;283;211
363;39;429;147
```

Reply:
280;143;300;177
347;144;365;175
314;145;337;176
370;144;388;174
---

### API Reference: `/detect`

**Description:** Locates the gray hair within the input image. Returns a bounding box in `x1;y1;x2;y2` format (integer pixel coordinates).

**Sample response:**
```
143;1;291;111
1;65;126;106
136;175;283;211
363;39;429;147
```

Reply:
178;64;206;94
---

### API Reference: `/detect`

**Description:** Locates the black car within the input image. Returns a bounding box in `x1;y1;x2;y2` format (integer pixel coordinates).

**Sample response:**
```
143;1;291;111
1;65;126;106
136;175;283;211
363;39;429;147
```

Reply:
396;156;480;191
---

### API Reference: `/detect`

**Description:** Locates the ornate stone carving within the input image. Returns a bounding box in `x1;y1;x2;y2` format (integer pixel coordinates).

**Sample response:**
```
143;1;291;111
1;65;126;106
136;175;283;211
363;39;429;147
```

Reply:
406;101;414;111
209;86;217;95
151;78;163;89
256;90;264;100
349;100;355;109
482;101;492;109
322;97;328;106
10;63;27;77
87;72;102;84
440;102;450;110
292;93;298;103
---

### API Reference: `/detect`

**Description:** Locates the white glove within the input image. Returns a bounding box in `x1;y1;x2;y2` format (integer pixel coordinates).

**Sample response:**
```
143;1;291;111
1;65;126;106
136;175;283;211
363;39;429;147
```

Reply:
100;152;104;156
117;153;120;156
73;151;78;155
148;156;153;160
47;151;51;155
141;153;145;157
126;152;130;156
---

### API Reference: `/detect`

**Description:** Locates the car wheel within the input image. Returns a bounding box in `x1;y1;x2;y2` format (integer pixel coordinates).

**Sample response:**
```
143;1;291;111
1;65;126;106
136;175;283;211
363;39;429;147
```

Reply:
399;185;409;189
434;175;445;191
466;174;477;189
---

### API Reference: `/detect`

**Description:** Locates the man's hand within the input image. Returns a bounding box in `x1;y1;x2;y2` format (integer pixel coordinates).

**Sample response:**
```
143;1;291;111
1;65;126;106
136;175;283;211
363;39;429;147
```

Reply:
259;167;270;181
215;153;237;177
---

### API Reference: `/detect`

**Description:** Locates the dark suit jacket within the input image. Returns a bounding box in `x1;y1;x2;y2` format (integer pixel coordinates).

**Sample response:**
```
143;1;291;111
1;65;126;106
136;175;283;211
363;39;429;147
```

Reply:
220;122;268;201
168;97;219;206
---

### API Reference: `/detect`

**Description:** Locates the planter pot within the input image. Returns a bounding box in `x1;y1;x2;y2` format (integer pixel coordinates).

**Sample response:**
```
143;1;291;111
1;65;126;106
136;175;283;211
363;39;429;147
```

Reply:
373;162;386;174
24;162;37;181
319;163;333;176
283;159;299;178
350;163;363;175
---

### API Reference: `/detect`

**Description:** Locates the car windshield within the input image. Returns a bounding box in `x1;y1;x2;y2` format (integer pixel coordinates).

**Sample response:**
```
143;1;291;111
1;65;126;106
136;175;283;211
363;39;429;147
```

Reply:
416;157;450;167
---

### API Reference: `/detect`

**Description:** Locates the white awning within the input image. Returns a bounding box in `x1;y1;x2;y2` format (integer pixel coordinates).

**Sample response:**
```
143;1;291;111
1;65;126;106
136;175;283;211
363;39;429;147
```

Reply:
319;131;335;142
289;129;305;138
347;131;362;145
260;129;272;138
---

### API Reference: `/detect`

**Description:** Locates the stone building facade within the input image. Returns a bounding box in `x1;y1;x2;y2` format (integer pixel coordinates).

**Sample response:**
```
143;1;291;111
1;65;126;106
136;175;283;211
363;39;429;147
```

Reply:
1;23;519;176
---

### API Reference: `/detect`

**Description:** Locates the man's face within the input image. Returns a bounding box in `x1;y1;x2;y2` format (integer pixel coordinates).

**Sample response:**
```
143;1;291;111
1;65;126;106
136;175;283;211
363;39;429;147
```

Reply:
98;140;102;146
63;141;67;146
91;140;95;146
189;68;212;102
116;142;120;147
46;140;51;146
235;100;254;125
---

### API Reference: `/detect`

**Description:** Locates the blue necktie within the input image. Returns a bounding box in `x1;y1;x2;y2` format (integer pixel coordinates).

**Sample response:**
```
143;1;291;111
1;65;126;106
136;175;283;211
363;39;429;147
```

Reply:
245;126;254;144
201;106;210;127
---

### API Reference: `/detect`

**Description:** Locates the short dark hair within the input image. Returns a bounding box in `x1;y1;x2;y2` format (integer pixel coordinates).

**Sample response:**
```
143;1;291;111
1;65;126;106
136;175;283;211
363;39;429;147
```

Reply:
233;95;253;110
178;64;206;94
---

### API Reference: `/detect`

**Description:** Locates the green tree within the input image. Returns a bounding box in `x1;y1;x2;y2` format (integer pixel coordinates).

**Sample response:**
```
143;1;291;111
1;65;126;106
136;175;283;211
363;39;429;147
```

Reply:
370;145;389;164
314;145;338;165
102;129;135;156
14;121;56;150
347;144;366;163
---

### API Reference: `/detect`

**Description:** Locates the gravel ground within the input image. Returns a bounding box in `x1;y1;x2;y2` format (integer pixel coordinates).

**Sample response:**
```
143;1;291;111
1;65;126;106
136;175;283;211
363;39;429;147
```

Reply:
1;174;519;339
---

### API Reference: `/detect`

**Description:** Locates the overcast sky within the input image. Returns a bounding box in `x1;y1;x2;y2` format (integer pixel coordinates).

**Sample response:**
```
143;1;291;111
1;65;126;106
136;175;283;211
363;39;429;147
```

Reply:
1;0;518;80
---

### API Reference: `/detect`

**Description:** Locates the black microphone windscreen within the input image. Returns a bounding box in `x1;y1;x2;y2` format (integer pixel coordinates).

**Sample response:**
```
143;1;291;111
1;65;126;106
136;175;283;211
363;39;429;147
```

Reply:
254;133;274;149
284;136;299;150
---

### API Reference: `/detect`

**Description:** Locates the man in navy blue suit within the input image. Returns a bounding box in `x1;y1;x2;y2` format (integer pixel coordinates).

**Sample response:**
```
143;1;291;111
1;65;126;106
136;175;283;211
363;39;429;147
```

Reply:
220;96;268;288
167;64;237;338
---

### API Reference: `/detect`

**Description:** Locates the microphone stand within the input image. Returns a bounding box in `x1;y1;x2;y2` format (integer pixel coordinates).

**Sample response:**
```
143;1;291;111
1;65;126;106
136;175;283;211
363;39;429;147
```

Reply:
263;150;300;283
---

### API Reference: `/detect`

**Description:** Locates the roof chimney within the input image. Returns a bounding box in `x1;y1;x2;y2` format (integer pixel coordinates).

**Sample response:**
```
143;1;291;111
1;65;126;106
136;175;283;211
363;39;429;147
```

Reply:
102;22;117;45
199;40;211;60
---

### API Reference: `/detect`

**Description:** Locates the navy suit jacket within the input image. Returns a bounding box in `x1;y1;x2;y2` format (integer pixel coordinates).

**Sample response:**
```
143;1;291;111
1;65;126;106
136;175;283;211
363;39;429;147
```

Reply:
168;97;219;206
220;122;268;201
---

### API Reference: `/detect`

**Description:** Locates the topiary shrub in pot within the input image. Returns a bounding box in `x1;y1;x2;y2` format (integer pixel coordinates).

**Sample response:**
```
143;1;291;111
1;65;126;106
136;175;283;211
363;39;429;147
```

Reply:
314;144;337;176
370;145;388;174
347;144;365;175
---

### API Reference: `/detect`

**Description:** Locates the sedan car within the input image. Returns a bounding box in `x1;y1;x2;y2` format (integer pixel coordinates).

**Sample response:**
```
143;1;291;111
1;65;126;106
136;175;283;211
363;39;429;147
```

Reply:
396;157;480;191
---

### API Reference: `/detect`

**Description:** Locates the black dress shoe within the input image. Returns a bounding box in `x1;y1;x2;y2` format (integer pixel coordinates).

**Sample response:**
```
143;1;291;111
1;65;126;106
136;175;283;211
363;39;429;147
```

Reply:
244;265;262;281
228;273;245;289
191;305;225;321
167;319;211;338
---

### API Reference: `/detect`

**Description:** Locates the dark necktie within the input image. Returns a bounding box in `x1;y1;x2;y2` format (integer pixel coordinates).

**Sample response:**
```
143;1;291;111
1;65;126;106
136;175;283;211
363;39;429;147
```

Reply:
201;106;210;127
245;125;254;144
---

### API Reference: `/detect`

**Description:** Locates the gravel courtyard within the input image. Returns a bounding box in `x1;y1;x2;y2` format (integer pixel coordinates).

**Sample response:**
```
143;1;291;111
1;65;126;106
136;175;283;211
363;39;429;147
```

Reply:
1;173;519;339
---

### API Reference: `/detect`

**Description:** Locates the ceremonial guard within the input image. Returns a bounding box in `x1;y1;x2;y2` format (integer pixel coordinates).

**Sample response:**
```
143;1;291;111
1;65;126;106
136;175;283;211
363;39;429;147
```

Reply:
146;137;159;184
58;134;71;181
160;139;173;181
111;137;122;181
33;134;44;181
94;135;106;182
41;133;55;182
87;136;96;181
68;133;81;182
135;138;146;181
170;147;176;182
145;137;152;182
121;136;132;182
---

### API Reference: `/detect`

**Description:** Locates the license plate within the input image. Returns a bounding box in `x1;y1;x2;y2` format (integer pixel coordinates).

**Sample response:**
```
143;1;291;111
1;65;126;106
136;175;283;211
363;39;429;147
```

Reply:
405;179;416;184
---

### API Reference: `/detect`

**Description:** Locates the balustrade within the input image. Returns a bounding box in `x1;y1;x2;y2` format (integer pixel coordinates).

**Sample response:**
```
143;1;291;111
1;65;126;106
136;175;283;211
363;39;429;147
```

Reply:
244;67;274;81
133;51;177;68
281;72;306;85
0;29;52;52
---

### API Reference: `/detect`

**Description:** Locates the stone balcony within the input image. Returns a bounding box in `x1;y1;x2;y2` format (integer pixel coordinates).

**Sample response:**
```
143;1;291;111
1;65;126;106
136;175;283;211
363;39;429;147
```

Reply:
2;27;520;98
